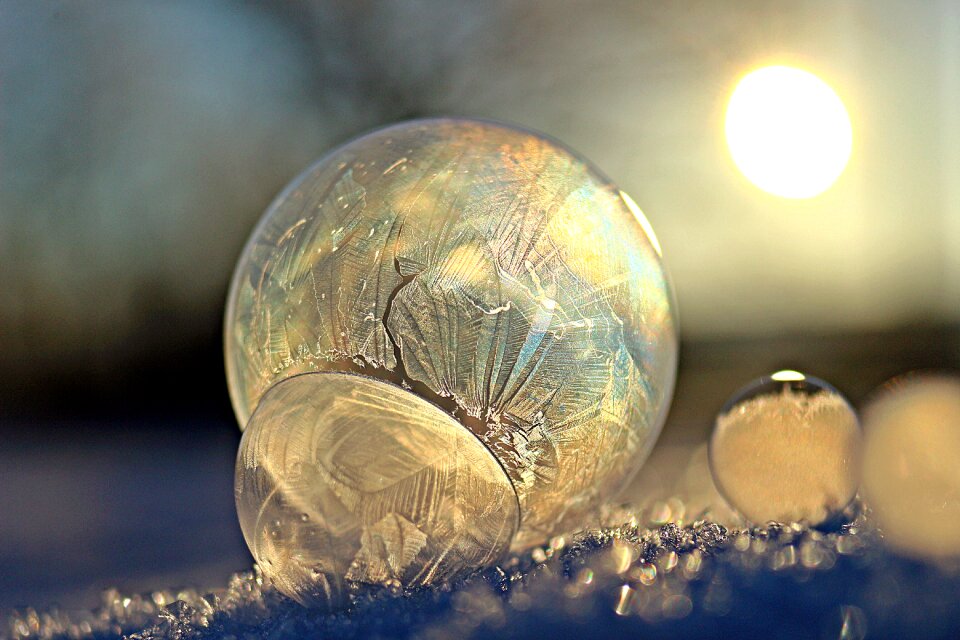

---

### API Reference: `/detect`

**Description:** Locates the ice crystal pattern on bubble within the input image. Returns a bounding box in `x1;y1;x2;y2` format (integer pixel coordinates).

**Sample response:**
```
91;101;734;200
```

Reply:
225;119;677;605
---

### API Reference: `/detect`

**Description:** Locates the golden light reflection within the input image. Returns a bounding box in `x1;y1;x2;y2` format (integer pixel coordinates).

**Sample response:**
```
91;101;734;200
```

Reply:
725;66;852;199
771;369;806;382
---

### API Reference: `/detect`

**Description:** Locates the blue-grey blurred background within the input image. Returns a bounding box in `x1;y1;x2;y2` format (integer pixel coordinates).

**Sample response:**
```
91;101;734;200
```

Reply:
1;0;958;612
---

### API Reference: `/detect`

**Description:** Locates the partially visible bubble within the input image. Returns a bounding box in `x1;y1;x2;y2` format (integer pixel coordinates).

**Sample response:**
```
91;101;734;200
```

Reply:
862;374;960;559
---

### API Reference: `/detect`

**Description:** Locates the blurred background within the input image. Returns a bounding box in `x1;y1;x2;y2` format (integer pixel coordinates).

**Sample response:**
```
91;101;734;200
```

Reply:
1;0;958;612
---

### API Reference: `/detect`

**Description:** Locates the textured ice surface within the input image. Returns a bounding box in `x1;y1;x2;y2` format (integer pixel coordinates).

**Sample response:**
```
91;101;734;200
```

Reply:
224;118;678;557
235;373;520;607
8;501;960;639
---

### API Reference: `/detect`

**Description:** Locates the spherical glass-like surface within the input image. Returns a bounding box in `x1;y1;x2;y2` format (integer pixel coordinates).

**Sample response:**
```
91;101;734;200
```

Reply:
709;371;860;525
226;118;677;604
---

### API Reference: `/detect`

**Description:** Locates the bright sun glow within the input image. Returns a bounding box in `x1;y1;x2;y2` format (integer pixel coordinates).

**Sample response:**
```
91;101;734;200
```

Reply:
725;65;852;199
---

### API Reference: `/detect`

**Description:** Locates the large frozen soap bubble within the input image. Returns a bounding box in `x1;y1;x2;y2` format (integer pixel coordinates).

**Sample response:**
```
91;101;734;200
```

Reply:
225;119;678;606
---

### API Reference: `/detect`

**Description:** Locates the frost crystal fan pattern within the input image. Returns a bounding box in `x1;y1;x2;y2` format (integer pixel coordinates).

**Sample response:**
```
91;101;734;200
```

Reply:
226;119;677;605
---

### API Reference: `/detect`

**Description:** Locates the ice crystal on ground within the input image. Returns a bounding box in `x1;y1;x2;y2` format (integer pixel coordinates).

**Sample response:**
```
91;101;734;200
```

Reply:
6;501;960;639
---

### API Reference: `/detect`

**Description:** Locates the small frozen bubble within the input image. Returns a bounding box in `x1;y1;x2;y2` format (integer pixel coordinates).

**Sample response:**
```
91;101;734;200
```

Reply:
709;371;861;525
862;374;960;559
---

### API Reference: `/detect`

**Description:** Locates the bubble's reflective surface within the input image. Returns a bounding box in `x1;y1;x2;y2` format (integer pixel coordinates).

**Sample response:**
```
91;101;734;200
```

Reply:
225;118;677;603
709;371;860;525
863;374;960;559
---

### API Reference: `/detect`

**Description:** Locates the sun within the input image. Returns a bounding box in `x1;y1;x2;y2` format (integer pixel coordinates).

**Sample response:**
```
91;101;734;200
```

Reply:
725;65;853;199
